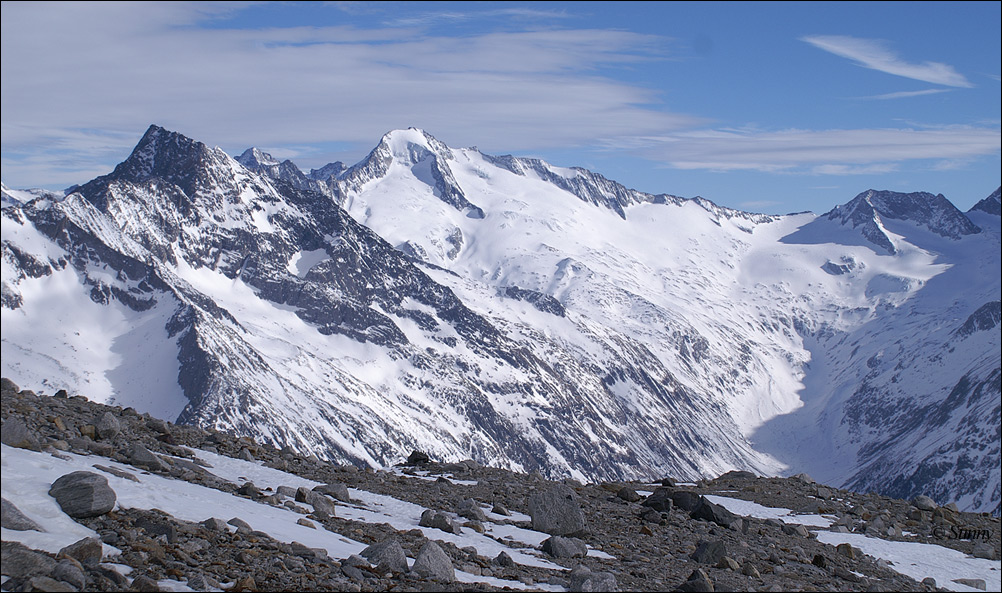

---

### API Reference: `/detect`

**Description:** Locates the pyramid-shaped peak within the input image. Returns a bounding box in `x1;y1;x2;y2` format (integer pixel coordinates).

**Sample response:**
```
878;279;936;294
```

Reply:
236;147;281;169
828;189;980;241
378;128;454;161
110;125;217;183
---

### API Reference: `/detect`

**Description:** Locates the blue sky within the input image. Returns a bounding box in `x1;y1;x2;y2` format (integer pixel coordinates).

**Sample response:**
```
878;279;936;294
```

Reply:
2;1;999;214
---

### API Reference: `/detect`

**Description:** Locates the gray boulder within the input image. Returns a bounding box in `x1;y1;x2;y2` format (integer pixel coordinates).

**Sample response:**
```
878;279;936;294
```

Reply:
528;484;587;536
58;537;103;566
541;535;588;558
48;471;116;518
641;488;673;511
457;498;487;522
1;541;57;578
671;491;703;512
95;412;121;440
130;443;170;472
568;565;618;592
419;509;462;534
53;559;87;589
361;539;409;574
1;417;40;450
912;495;938;511
411;540;455;582
313;482;351;503
617;486;642;502
676;568;714;592
2;497;43;531
691;540;728;565
690;498;739;527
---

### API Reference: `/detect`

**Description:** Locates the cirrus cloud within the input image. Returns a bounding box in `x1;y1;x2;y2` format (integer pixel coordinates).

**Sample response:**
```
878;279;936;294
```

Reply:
801;35;973;88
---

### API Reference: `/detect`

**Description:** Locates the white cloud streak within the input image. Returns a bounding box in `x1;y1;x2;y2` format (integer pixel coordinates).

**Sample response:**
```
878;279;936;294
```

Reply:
801;35;973;87
0;2;688;188
863;89;952;101
616;126;1001;174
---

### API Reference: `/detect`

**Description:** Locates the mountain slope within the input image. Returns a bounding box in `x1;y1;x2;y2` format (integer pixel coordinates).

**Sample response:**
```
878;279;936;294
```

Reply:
3;126;999;513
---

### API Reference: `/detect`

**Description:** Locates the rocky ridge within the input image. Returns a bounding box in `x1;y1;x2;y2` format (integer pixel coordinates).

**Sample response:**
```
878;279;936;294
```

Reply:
3;382;999;592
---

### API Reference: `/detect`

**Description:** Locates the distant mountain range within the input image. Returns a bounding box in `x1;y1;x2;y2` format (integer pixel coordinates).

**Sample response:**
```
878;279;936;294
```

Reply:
3;125;998;514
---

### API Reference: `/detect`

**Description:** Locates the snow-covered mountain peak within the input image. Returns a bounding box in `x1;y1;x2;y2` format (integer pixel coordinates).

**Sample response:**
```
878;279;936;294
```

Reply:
379;127;455;164
970;186;1001;216
823;189;982;254
236;147;282;169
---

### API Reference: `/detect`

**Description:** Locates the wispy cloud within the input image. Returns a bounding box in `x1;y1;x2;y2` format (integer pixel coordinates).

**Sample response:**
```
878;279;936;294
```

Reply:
0;3;688;188
801;35;973;87
862;89;952;101
615;126;1001;174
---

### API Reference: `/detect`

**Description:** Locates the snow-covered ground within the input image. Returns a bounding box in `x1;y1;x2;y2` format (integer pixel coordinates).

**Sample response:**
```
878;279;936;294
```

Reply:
709;495;1001;592
0;443;579;591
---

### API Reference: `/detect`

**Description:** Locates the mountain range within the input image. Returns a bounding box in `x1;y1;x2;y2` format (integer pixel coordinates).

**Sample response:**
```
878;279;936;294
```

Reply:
2;125;999;514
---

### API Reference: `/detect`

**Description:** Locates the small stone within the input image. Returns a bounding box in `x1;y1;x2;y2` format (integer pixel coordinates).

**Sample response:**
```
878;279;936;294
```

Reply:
912;495;938;511
186;572;221;592
834;567;862;583
742;562;761;578
493;551;515;567
227;517;253;533
836;543;855;559
921;577;937;588
811;554;828;569
716;556;740;571
675;568;713;592
26;575;77;592
229;576;258;592
952;578;986;591
691;540;727;565
202;517;229;531
53;559;87;589
314;482;351;503
457;498;487;522
617;487;642;502
58;537;103;566
297;518;316;529
642;488;673;512
418;509;462;534
131;574;161;592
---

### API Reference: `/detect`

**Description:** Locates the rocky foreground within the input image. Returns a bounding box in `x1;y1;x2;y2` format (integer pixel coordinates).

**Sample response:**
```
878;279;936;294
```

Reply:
2;379;999;592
